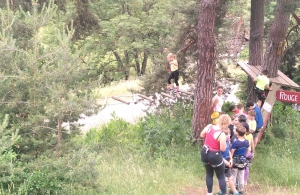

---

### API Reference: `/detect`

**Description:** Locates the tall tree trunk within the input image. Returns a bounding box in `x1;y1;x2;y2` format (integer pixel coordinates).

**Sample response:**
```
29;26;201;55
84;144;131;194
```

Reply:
141;50;148;75
124;50;130;80
263;0;294;77
248;0;265;102
233;16;243;58
57;118;62;150
193;0;220;139
133;50;141;75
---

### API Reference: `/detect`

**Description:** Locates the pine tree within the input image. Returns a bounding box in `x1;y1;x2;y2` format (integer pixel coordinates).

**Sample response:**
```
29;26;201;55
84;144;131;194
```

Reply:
0;0;99;157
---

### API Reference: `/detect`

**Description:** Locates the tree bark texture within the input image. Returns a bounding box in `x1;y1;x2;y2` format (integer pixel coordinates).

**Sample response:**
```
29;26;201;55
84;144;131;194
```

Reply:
57;118;62;150
193;0;220;139
263;0;294;77
248;0;265;102
141;51;148;75
249;0;264;66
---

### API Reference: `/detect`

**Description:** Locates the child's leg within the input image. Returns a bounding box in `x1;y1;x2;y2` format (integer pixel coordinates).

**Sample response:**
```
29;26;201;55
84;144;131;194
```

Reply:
237;169;245;192
253;132;259;147
231;168;238;190
167;72;174;89
228;175;238;194
174;71;180;91
244;166;249;184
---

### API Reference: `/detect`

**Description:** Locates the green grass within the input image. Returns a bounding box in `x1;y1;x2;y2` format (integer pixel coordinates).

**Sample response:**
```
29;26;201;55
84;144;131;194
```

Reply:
93;80;142;98
94;146;203;195
77;100;300;195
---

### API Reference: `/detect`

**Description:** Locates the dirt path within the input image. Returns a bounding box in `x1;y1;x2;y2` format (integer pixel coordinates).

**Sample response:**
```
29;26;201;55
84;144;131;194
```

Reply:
181;182;298;195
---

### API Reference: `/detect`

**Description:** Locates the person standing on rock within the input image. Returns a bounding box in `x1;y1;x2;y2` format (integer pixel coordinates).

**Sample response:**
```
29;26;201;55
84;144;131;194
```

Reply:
164;48;180;93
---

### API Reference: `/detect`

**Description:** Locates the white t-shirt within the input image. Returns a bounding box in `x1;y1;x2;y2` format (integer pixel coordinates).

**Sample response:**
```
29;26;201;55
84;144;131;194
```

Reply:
212;94;224;112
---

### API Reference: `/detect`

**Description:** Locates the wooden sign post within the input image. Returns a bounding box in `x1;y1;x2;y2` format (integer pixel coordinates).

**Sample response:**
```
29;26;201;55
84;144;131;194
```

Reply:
258;88;300;142
258;83;281;142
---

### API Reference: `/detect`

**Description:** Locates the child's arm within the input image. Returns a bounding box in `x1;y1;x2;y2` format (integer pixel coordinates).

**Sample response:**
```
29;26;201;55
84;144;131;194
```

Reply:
230;148;235;157
164;48;171;54
251;136;255;156
229;148;233;165
265;83;272;90
223;158;232;167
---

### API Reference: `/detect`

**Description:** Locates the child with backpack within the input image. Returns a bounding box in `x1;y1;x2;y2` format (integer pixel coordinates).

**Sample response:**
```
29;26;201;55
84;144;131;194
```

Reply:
231;123;250;194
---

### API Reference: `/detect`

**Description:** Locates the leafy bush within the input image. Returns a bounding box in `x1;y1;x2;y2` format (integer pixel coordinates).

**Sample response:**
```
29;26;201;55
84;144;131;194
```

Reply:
252;101;300;186
222;101;235;115
138;102;193;157
17;148;101;195
84;113;141;148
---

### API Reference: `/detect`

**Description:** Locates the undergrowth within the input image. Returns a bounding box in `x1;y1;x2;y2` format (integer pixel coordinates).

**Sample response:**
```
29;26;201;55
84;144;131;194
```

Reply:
82;101;300;194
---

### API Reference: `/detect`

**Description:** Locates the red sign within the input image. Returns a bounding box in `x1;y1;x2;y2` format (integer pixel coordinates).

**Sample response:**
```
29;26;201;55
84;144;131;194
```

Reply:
276;90;300;104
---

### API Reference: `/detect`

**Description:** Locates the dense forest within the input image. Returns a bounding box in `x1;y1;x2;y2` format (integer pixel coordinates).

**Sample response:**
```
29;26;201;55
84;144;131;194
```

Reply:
0;0;300;194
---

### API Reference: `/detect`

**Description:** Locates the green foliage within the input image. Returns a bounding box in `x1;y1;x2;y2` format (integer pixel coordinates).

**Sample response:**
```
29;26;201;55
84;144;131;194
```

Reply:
221;101;235;115
0;0;99;156
233;73;248;104
0;114;23;190
0;145;101;194
85;113;141;148
238;46;249;60
85;101;193;158
251;102;300;186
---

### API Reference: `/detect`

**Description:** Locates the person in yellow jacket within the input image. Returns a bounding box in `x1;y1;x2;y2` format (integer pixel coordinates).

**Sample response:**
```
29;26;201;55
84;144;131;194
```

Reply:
253;70;272;108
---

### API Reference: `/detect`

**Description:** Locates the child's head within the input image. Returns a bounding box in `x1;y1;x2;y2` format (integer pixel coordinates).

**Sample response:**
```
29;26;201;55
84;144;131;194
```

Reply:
262;69;269;76
248;110;256;120
231;114;239;125
246;101;255;110
236;103;244;111
241;121;250;134
229;104;236;112
238;114;247;123
235;123;246;137
167;53;176;62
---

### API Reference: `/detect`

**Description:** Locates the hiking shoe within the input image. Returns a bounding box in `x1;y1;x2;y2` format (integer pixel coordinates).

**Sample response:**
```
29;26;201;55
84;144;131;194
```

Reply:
167;88;173;92
215;190;222;195
229;191;240;195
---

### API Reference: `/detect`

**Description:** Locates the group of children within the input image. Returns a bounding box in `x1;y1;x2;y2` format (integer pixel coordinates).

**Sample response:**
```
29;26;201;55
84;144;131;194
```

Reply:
215;102;263;195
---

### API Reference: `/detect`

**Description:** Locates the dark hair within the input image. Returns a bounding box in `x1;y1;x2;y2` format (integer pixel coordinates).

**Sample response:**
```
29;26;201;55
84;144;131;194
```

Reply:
229;105;236;112
241;121;250;132
246;101;254;108
217;86;223;90
262;70;269;75
235;123;246;136
238;115;247;122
